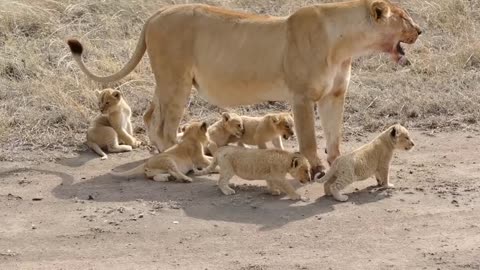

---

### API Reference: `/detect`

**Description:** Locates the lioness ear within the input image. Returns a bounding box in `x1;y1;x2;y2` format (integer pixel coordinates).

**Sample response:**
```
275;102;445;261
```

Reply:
222;112;230;122
291;158;299;168
371;1;391;21
112;90;121;99
390;126;397;138
181;125;187;133
201;121;208;132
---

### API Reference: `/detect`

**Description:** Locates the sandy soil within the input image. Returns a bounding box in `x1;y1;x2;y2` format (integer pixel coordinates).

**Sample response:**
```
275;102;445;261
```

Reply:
1;130;480;270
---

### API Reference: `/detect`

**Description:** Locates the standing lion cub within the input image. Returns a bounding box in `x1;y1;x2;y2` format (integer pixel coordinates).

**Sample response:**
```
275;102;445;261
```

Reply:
316;124;415;202
196;146;311;201
229;113;294;150
86;88;140;159
205;112;244;155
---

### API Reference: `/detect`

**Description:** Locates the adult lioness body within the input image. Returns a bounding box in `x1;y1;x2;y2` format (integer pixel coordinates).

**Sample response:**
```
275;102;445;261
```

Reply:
68;0;421;178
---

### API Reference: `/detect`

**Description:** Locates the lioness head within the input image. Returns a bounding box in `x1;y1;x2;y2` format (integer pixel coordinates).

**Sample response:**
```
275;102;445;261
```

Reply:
221;112;244;138
95;88;122;114
269;113;295;140
181;121;209;144
389;124;415;151
368;0;422;65
289;152;311;184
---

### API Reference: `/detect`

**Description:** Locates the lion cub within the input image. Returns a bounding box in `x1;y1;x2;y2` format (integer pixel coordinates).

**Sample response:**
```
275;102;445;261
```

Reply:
316;124;415;202
205;112;244;155
111;121;211;182
229;113;294;150
87;88;140;159
196;146;311;200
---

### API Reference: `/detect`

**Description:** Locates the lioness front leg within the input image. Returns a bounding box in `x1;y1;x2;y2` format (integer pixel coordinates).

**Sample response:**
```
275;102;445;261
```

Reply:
292;96;324;179
318;59;351;165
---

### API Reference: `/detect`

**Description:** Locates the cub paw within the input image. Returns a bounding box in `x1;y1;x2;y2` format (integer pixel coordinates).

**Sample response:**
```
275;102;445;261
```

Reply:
334;194;349;202
220;187;236;195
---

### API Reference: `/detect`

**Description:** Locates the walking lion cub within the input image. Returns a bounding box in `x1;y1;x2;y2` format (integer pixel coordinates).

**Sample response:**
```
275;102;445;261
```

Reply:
196;146;311;201
316;124;415;202
86;88;140;159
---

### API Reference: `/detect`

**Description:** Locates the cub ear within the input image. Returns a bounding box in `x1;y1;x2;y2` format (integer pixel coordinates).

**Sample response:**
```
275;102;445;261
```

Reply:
112;90;121;99
201;121;208;132
269;115;279;124
180;125;187;133
370;1;391;21
94;90;102;98
222;112;230;122
291;158;299;168
390;126;397;138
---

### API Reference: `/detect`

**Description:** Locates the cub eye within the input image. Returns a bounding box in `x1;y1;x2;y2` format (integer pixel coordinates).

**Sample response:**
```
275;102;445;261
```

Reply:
105;102;110;105
237;124;241;128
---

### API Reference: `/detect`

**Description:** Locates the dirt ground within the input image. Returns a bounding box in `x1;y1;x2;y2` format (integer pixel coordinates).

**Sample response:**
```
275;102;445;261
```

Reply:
1;130;480;270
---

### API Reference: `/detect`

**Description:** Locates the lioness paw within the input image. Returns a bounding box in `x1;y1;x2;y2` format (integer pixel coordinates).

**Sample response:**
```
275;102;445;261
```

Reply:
100;155;108;160
383;183;395;188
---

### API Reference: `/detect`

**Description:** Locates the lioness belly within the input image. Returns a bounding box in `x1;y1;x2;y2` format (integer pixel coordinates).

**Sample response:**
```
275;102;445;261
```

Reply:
194;76;291;107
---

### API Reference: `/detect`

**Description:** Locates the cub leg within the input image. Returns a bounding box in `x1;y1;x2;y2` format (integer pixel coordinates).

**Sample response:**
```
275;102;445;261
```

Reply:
266;180;282;195
272;178;307;201
272;136;284;150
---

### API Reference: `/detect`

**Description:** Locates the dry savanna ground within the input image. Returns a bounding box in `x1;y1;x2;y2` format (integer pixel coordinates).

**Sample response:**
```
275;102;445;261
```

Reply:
0;0;479;269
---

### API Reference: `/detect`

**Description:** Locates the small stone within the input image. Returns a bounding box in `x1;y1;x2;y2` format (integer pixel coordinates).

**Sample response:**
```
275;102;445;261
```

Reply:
31;224;36;230
138;214;144;219
32;197;43;201
173;221;179;224
88;195;94;200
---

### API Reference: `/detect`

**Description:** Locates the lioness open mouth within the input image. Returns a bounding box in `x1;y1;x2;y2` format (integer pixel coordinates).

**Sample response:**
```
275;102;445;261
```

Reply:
392;41;410;66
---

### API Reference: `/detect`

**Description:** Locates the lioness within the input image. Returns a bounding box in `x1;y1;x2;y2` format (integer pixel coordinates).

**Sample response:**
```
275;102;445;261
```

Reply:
205;112;244;155
87;88;140;159
67;0;421;178
316;124;415;202
196;146;311;201
111;121;211;182
228;113;294;150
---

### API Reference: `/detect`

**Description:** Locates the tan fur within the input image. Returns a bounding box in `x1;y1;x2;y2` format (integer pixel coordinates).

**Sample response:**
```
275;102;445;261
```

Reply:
205;112;244;155
68;0;421;178
86;89;140;159
316;124;415;202
229;113;294;150
196;146;311;200
110;122;211;182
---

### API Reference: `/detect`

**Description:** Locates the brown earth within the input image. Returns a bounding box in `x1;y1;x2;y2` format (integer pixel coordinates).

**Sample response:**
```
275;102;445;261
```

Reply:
1;130;480;269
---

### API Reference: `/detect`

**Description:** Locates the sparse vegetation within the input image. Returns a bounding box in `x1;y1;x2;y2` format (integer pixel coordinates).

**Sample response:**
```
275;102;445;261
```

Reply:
0;0;479;161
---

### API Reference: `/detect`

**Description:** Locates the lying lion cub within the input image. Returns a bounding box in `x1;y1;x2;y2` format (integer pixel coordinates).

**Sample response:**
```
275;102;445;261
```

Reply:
229;113;294;150
316;124;415;202
111;121;211;182
196;146;311;201
205;112;244;155
87;88;140;160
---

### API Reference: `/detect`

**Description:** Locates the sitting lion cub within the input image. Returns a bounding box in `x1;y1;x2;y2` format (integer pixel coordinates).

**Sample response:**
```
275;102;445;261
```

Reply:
196;146;311;201
87;88;140;159
111;121;211;182
229;113;294;150
205;112;244;155
316;124;415;202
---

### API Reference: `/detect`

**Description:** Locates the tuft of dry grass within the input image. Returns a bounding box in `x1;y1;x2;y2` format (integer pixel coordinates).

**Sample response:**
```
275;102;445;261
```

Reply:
0;0;479;161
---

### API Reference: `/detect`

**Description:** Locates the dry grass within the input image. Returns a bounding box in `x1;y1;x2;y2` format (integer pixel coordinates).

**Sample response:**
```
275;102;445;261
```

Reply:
0;0;479;161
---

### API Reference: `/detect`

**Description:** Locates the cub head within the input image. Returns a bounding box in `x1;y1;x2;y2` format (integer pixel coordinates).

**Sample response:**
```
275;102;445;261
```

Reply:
95;88;122;114
181;121;209;145
221;112;244;138
269;113;295;140
289;152;311;184
368;0;422;65
389;124;415;151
